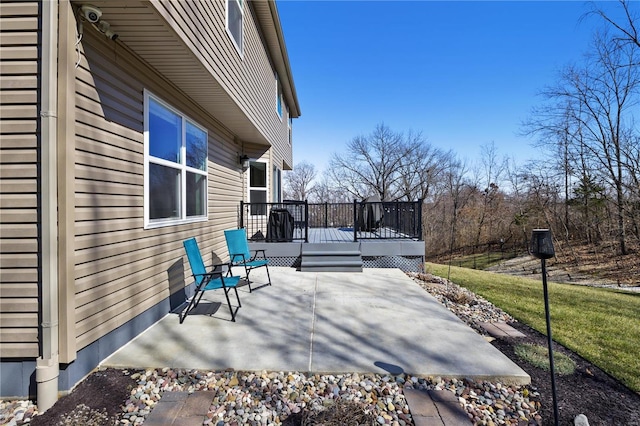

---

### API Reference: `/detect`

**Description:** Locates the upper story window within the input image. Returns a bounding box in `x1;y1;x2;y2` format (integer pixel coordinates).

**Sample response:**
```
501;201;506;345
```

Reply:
288;116;293;146
144;91;208;228
227;0;243;55
276;73;283;118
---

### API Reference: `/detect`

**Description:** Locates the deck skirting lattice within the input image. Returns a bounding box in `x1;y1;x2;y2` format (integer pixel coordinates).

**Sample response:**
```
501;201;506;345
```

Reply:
362;255;423;272
267;256;301;268
264;255;423;272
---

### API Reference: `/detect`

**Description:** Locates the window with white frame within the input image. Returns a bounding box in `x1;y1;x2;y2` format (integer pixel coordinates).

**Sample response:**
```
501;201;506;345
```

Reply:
227;0;243;55
144;92;208;227
272;165;282;203
276;72;283;118
249;160;267;215
288;115;292;146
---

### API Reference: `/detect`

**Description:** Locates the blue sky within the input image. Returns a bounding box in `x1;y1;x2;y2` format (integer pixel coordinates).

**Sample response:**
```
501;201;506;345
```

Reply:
277;1;634;173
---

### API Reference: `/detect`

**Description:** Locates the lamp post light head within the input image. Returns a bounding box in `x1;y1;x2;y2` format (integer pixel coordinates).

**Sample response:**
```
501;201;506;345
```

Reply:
530;229;555;260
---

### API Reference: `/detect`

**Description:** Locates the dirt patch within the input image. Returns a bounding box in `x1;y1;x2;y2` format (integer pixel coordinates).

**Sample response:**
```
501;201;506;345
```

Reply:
28;369;137;426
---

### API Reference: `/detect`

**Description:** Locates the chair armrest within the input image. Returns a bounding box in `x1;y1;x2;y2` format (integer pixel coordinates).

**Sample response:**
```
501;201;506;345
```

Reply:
203;262;235;276
193;270;222;280
250;249;267;260
229;254;248;265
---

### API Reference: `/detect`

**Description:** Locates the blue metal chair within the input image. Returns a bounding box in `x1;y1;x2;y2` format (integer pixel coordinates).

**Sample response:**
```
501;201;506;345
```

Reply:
182;237;241;323
224;228;271;292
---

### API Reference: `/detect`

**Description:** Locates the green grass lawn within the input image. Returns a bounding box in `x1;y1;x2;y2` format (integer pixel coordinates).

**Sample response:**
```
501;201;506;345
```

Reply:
426;262;640;393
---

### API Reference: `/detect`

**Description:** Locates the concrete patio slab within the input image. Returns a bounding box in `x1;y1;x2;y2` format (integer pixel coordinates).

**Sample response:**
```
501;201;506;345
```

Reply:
102;268;529;384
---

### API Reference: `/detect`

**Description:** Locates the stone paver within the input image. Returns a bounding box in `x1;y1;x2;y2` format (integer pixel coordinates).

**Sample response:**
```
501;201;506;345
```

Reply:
403;388;472;425
430;390;473;425
143;391;214;426
480;321;527;338
146;387;473;426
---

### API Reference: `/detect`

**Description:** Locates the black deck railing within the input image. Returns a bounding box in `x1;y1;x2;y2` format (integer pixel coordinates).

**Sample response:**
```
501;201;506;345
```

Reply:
239;199;423;242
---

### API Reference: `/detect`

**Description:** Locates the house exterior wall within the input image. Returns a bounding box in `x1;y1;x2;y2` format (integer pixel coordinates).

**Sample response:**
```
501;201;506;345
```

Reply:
0;0;298;399
145;0;294;169
0;1;41;361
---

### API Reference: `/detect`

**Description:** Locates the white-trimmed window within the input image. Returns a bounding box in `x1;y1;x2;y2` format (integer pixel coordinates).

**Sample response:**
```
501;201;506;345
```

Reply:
248;160;267;215
288;114;292;146
276;73;283;118
272;165;282;203
227;0;243;55
144;91;208;228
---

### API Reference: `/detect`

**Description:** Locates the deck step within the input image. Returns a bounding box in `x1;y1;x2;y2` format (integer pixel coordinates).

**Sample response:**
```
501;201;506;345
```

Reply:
301;243;362;272
302;243;360;252
303;251;361;257
302;260;364;267
301;265;363;272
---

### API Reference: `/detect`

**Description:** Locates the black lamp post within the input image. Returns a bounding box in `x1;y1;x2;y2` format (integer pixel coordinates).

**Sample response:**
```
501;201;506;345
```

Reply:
530;229;559;426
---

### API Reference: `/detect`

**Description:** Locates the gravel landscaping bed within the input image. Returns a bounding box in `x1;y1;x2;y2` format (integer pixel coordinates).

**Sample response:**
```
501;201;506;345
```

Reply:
2;272;638;425
2;368;540;426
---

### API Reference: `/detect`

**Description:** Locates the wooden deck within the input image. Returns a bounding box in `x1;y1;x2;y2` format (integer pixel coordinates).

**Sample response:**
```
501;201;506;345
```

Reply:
248;228;425;271
292;227;417;243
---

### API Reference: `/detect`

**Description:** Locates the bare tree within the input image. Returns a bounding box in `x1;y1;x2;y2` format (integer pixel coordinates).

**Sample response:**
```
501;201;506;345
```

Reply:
505;158;532;248
327;123;433;201
471;142;507;253
396;141;453;201
444;157;473;279
311;173;352;203
527;29;639;254
588;0;640;50
310;176;332;203
283;161;317;201
522;99;584;240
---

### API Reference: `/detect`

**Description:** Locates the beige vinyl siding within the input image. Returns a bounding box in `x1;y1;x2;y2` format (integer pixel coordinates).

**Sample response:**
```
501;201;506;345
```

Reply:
70;30;244;351
0;0;40;358
149;1;291;168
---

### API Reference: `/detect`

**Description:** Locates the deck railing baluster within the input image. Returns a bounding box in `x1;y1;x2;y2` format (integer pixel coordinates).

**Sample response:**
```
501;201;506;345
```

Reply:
239;200;422;241
304;200;309;243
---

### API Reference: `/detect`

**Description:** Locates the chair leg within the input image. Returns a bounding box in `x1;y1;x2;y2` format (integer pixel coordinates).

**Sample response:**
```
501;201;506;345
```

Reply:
223;287;236;322
245;265;253;292
180;284;206;324
265;264;272;286
245;265;271;291
233;286;241;307
180;296;198;324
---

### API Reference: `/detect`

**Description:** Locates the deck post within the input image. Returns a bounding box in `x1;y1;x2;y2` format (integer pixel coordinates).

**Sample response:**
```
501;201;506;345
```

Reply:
324;202;328;229
353;199;358;242
304;200;309;243
417;199;423;240
240;201;244;230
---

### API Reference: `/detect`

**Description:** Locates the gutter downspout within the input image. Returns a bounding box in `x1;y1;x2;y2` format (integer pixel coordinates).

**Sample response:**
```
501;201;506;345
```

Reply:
36;0;60;412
